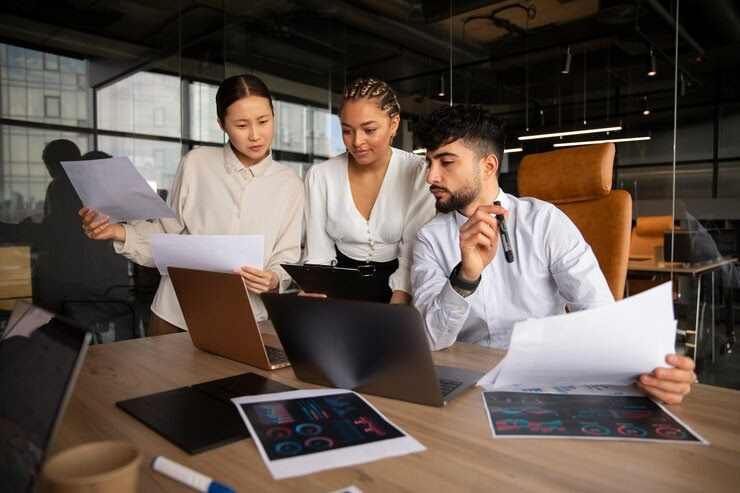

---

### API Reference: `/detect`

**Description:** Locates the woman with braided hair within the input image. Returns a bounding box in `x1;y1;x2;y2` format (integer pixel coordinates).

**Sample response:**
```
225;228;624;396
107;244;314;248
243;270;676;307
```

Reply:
303;77;435;304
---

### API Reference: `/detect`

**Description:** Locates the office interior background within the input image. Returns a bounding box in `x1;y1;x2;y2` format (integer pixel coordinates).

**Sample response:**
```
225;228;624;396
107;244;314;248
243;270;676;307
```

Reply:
0;1;738;386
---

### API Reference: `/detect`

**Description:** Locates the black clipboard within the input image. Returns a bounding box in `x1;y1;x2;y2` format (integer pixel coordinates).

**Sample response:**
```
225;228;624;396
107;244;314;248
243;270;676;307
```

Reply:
116;372;294;454
281;263;390;302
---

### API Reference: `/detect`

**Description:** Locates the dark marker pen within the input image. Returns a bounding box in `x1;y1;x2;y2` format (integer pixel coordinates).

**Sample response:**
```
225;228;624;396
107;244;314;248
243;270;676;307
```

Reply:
493;200;514;263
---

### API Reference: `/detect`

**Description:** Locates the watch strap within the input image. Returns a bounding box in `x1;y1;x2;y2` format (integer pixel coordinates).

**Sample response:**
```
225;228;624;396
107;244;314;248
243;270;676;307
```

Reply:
449;261;481;291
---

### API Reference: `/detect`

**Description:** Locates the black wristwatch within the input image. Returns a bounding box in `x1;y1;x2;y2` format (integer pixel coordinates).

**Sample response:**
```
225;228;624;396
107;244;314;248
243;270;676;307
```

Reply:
449;261;481;294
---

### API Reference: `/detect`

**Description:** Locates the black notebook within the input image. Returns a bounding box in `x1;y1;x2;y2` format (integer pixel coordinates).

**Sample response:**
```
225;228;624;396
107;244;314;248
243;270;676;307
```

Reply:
116;372;294;454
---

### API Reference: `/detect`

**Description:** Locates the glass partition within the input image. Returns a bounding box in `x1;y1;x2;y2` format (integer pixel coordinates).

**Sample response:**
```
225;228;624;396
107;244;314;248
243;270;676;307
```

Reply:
0;2;737;370
670;1;738;377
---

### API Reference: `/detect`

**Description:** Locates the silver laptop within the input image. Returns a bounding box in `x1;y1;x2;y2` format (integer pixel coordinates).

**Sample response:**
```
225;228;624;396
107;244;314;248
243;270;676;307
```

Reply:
260;293;483;407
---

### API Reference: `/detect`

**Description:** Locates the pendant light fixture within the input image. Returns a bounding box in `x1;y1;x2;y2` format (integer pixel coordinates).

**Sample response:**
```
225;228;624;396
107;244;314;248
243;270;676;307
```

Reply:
647;47;657;77
642;96;651;116
437;72;446;97
560;45;572;74
519;48;621;141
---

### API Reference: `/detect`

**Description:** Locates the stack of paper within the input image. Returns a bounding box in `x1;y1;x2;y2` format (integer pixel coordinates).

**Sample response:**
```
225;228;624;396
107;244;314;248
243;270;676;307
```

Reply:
478;282;677;390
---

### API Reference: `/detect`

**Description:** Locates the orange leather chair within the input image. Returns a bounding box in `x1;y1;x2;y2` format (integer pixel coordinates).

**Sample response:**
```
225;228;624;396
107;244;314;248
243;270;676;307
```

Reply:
626;215;677;296
517;143;632;300
630;215;674;260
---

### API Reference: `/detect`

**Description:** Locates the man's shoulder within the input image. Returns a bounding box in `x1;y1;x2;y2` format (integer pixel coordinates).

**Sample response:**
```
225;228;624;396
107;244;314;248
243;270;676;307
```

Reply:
513;194;582;245
418;211;456;237
512;194;566;221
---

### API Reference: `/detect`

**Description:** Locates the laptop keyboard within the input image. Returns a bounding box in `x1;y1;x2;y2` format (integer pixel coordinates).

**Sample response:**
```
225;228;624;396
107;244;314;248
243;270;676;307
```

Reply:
265;346;288;365
439;377;464;397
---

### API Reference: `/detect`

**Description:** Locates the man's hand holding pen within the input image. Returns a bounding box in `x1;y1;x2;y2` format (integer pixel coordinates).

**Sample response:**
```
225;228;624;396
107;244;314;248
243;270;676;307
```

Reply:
458;203;509;281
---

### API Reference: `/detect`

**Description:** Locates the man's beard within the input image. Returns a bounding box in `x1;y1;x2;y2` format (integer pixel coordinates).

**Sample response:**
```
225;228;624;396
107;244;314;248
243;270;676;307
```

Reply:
432;176;480;214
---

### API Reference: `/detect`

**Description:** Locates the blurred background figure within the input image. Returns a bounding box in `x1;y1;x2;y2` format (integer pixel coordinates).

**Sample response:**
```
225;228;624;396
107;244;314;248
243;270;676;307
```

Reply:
0;141;129;316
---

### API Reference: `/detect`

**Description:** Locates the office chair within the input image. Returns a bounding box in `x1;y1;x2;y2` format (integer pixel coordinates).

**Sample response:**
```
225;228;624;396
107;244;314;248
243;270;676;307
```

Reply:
61;293;140;344
630;215;674;261
517;143;631;301
625;215;676;296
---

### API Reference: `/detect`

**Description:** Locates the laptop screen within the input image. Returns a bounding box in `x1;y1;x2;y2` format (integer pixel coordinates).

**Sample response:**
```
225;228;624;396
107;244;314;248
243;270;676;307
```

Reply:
0;302;91;493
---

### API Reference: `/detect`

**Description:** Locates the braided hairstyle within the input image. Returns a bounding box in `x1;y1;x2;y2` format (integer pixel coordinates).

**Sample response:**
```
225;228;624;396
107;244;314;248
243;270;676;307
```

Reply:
341;77;400;119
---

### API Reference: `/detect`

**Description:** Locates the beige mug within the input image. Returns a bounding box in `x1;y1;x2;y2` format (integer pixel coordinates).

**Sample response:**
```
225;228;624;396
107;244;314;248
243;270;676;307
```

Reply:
42;440;141;493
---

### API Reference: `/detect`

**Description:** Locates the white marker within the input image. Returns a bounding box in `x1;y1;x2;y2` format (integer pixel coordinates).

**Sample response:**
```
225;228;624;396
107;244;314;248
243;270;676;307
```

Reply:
151;456;236;493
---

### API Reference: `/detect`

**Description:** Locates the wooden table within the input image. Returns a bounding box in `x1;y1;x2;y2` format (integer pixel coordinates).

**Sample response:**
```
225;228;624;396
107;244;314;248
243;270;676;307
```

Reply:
627;257;737;369
52;333;740;492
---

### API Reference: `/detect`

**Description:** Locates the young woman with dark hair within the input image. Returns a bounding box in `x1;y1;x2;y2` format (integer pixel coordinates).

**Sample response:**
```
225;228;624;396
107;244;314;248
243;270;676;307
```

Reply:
303;77;435;304
80;74;304;335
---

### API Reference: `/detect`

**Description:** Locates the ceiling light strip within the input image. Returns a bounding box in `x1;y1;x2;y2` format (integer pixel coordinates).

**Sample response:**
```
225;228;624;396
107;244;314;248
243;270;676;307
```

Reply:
518;125;622;141
552;135;651;147
413;147;523;154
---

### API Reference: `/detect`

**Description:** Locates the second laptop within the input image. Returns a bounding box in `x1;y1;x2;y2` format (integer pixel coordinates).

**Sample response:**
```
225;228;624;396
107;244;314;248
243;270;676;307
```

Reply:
169;267;289;370
261;293;483;406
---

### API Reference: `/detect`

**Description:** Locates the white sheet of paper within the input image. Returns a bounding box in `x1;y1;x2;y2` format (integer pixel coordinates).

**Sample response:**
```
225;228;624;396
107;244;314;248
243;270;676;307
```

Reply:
1;303;53;340
61;157;176;223
478;282;677;389
485;383;643;396
232;389;426;480
149;234;263;275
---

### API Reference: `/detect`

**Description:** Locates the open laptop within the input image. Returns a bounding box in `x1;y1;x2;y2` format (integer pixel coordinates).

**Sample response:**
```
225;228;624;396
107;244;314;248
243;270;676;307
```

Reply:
260;293;484;407
281;263;390;302
168;267;289;370
0;301;91;493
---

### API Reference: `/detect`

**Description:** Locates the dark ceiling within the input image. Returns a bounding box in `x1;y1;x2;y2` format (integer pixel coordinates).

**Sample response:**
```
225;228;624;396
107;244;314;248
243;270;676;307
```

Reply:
1;0;739;137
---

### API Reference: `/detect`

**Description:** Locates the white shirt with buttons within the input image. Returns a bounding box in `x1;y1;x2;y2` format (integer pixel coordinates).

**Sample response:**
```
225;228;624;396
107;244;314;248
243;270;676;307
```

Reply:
411;189;614;351
303;148;435;294
115;144;304;329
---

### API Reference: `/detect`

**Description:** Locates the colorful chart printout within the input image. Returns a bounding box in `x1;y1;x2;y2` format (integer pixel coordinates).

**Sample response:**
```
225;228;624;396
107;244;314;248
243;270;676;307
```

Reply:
483;391;707;444
233;389;425;479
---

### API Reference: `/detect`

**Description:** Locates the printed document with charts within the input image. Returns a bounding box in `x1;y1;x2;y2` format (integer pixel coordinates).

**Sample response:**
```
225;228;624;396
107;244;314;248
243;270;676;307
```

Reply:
477;282;707;443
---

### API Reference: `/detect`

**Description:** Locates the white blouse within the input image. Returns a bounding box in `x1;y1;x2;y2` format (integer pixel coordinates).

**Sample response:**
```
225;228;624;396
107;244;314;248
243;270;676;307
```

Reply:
114;144;304;328
303;148;435;294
